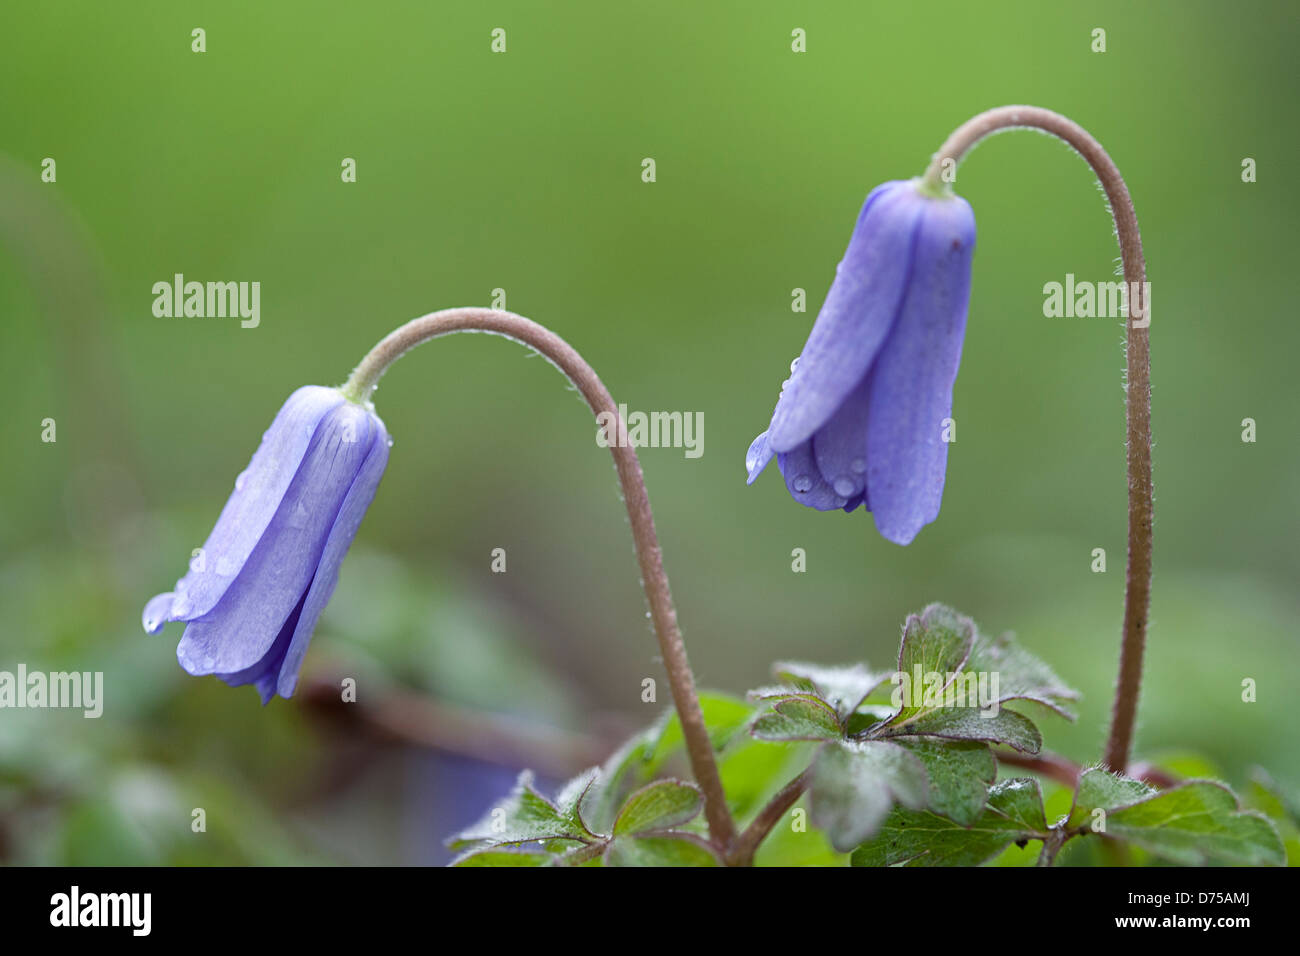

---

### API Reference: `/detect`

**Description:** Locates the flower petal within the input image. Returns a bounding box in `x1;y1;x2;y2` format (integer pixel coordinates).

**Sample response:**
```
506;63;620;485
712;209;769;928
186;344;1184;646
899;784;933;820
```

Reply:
176;403;376;676
767;181;922;452
745;430;775;484
777;440;849;512
155;386;346;629
865;193;975;545
142;592;176;635
811;371;873;505
276;414;390;698
215;589;307;705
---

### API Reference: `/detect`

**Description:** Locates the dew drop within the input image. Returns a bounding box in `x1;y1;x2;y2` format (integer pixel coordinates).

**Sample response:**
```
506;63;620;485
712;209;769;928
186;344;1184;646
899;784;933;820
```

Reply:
235;470;249;492
789;357;800;373
850;457;867;474
833;477;856;497
793;475;813;493
201;655;216;671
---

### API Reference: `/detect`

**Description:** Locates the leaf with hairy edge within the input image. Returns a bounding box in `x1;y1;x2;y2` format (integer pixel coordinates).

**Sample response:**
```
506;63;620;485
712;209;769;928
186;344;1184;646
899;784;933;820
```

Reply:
604;833;720;867
581;715;670;834
448;769;597;849
887;706;1042;754
751;695;843;742
1066;767;1155;828
1071;770;1284;866
892;738;996;827
851;778;1049;867
771;661;890;719
888;604;976;726
613;780;703;836
809;740;929;852
965;629;1079;719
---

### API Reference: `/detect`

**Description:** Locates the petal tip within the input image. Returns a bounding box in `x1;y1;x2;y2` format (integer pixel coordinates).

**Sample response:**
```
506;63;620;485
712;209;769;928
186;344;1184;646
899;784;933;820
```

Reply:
142;592;175;634
745;431;775;484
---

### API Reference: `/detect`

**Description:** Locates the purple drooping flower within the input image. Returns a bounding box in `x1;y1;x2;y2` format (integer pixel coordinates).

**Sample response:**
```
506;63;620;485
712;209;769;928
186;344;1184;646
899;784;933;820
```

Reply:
746;179;976;545
143;386;390;703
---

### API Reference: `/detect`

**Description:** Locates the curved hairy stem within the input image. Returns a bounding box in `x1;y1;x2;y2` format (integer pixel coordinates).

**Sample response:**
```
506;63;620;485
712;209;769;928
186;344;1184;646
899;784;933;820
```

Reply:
924;106;1152;773
343;308;737;849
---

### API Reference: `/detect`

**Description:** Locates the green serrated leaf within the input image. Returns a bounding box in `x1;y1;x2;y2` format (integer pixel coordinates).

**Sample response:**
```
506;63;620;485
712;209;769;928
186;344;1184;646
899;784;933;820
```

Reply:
965;629;1079;719
1075;774;1286;866
809;740;929;853
613;780;703;836
771;661;889;719
887;706;1042;754
890;604;976;725
448;770;595;849
604;833;720;867
556;767;601;829
582;715;671;834
851;778;1049;866
892;738;996;826
990;776;1051;831
752;695;843;742
1067;767;1155;827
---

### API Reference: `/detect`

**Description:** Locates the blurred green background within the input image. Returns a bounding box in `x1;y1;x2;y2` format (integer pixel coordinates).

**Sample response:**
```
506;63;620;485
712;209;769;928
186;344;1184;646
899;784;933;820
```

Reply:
1;0;1296;864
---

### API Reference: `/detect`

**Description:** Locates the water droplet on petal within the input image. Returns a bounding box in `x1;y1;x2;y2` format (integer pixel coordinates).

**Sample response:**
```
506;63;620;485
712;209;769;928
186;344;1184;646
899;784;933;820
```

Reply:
793;475;813;493
235;470;249;492
850;457;867;474
201;655;216;670
789;357;800;373
833;477;856;497
386;438;394;448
